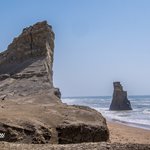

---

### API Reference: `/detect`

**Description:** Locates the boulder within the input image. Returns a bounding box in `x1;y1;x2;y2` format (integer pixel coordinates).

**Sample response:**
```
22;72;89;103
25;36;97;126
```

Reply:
109;82;132;110
0;21;109;144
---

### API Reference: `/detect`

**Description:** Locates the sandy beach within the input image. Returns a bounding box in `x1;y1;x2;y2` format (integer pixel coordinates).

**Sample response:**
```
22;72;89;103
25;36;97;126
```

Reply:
107;120;150;144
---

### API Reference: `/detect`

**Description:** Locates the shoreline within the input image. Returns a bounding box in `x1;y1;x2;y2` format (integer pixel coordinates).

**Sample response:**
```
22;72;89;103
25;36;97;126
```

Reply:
106;117;150;131
107;119;150;144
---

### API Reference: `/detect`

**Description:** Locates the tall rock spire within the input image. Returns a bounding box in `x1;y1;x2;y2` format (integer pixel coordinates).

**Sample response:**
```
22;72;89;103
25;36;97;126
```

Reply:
109;82;132;110
0;21;56;97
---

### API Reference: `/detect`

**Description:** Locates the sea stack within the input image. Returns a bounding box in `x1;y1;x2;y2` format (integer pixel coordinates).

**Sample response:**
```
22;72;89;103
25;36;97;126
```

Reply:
0;21;109;144
109;82;132;110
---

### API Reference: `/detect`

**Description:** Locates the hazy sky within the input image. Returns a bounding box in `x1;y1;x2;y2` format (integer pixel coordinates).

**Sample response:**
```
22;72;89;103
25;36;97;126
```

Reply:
0;0;150;96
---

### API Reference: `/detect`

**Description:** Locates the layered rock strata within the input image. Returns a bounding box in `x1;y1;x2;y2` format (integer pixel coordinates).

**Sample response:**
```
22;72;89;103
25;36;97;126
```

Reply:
0;21;109;144
109;82;132;110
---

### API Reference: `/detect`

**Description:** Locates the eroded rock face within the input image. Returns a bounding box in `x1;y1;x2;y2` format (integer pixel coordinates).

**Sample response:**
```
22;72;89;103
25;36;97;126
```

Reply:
0;122;51;144
109;82;132;110
0;21;109;144
0;21;54;98
57;123;109;144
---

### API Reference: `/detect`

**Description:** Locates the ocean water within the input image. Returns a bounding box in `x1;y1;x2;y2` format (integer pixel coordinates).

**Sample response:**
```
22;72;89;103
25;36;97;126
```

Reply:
62;96;150;130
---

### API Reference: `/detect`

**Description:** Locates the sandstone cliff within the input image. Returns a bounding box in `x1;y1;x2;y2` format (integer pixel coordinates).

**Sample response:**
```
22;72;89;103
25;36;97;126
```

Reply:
0;21;58;98
109;82;132;110
0;21;109;144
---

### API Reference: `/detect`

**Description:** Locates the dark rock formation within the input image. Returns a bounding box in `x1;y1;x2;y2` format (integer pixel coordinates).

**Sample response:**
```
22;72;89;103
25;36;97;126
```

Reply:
109;82;132;110
56;123;109;144
0;21;109;144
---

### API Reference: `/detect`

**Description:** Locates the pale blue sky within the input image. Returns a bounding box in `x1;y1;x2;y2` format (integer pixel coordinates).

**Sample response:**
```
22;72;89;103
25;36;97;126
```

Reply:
0;0;150;96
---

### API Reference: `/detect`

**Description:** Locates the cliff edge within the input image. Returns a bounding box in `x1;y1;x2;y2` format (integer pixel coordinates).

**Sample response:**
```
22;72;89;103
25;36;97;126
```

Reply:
0;21;109;144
